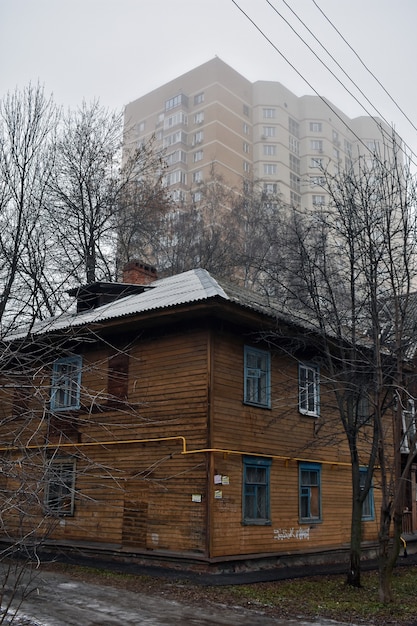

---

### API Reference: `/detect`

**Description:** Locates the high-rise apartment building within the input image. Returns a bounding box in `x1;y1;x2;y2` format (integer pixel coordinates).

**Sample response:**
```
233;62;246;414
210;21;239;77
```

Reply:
124;57;395;210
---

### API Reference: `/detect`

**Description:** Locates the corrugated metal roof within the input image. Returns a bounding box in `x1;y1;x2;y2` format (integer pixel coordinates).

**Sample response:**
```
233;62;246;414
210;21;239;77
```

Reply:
9;269;238;339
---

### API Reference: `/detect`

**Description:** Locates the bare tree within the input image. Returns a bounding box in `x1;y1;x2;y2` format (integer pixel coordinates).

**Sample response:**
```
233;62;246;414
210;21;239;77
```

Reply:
48;101;168;285
255;137;417;600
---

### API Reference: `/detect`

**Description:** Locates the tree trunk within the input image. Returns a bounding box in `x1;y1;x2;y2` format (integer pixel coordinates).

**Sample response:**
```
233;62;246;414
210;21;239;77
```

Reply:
378;508;401;603
347;465;363;587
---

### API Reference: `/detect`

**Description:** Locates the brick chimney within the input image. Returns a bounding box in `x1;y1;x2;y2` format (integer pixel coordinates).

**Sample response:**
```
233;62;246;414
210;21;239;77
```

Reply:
122;260;157;285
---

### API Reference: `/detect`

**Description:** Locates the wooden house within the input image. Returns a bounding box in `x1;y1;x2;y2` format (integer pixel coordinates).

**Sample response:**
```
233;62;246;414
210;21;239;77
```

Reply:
0;264;414;572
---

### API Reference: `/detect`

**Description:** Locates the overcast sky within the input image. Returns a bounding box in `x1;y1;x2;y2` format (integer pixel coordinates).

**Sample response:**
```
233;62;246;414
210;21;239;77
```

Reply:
1;0;417;155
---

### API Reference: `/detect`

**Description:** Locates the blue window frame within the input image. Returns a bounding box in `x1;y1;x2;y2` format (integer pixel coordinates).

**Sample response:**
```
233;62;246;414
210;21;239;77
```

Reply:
299;363;320;416
51;356;82;411
244;346;271;408
299;462;321;523
360;468;374;521
243;456;271;524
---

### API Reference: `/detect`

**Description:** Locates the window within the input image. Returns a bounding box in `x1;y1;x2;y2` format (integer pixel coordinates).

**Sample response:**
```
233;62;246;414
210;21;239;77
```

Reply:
243;456;271;524
401;398;416;453
193;150;203;162
290;191;301;207
263;108;276;119
165;94;188;111
289;136;299;155
263;183;277;195
309;122;322;132
243;104;250;116
192;170;203;183
290;173;300;193
194;111;204;124
289;117;299;138
45;459;76;516
243;142;250;153
194;92;204;105
310;176;325;187
299;363;319;416
332;130;339;144
108;352;129;401
163;130;187;147
311;139;323;152
137;121;145;133
263;144;276;156
192;191;202;202
164;111;187;129
312;194;326;206
344;139;352;156
263;163;277;176
164;169;187;186
51;356;82;411
289;154;300;174
310;157;323;168
262;126;275;138
243;161;250;173
299;462;321;522
193;130;204;145
244;346;271;408
360;468;374;521
243;122;250;135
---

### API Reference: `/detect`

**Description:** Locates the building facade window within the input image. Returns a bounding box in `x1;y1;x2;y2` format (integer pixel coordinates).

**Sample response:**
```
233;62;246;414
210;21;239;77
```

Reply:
243;456;271;524
192;170;203;183
310;157;323;168
309;122;322;132
263;183;278;195
243;104;250;116
163;130;187;148
310;176;325;187
137;121;145;133
311;139;323;152
243;122;250;135
299;363;320;416
244;346;271;408
193;150;203;162
312;194;326;206
44;459;76;516
164;111;187;130
290;191;301;206
401;398;416;453
289;117;299;138
360;468;375;521
243;161;250;173
299;462;321;523
263;163;277;176
51;356;82;411
263;144;276;156
193;130;204;145
263;108;276;119
193;92;204;105
243;141;250;153
289;154;300;174
165;93;188;111
194;111;204;124
164;169;187;186
289;136;299;155
290;172;300;193
263;126;276;138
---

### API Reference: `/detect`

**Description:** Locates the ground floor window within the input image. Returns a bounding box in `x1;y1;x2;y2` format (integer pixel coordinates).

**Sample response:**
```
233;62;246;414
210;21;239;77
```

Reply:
44;459;76;516
242;456;271;524
299;462;321;523
360;468;375;521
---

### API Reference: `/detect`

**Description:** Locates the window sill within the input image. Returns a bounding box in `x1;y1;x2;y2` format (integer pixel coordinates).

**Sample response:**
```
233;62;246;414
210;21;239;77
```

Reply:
242;519;271;526
243;401;271;410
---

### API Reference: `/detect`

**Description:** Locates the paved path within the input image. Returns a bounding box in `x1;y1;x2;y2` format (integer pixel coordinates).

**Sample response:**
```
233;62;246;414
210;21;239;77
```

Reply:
6;568;354;626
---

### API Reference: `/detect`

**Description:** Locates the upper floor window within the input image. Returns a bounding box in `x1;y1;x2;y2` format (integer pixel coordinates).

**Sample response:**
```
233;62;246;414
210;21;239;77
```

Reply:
264;163;277;176
243;104;250;116
243;456;271;524
263;108;276;119
243;122;250;135
309;122;322;132
243;142;250;153
192;170;203;183
299;363;319;416
194;92;204;105
290;172;300;193
289;117;299;138
44;459;76;516
311;139;323;152
401;398;416;454
289;154;300;174
244;346;271;408
264;144;276;156
165;93;188;111
164;111;187;130
263;183;278;195
310;157;323;168
51;356;82;411
263;126;276;138
312;194;326;206
194;111;204;124
193;150;203;162
289;136;299;155
299;462;321;523
193;130;204;145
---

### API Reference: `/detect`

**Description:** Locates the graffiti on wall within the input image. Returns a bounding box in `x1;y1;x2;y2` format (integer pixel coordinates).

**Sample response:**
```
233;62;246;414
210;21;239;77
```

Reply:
273;527;310;541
